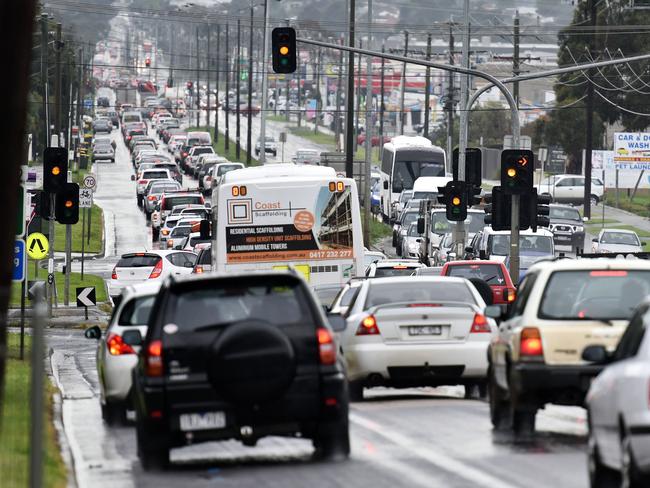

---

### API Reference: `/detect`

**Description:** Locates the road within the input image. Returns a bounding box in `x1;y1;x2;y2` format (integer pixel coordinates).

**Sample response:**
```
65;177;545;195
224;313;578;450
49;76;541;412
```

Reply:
47;328;588;488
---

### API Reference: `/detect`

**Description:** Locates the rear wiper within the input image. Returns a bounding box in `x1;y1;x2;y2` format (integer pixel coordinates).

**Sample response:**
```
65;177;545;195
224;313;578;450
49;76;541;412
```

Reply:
194;318;250;332
578;316;614;326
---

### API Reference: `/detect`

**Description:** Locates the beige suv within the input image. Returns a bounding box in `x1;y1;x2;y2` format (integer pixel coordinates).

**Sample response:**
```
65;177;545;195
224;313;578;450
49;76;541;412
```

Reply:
485;258;650;436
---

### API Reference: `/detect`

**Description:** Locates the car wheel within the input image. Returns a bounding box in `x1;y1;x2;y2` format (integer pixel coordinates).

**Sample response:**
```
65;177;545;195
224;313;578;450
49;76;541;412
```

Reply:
101;400;127;426
621;431;649;488
348;380;364;402
136;413;169;471
152;229;159;241
488;368;512;430
312;413;350;461
512;405;536;438
137;195;143;207
588;428;620;488
392;234;397;247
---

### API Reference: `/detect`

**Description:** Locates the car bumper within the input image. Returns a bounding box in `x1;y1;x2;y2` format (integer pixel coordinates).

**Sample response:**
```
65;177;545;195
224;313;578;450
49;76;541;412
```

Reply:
552;232;585;247
345;341;489;383
103;353;138;402
511;362;604;405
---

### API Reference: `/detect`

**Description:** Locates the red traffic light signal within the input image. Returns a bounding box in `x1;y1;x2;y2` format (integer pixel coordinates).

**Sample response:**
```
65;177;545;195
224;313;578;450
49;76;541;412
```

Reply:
272;27;297;74
145;57;151;67
43;147;68;194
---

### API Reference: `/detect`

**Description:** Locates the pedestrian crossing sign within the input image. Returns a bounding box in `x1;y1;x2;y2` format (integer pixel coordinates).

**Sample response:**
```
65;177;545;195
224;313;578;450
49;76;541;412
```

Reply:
26;232;49;260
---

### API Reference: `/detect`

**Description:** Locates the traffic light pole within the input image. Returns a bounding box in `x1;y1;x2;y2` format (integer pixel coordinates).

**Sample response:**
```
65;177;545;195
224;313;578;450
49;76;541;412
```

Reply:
510;195;520;284
48;193;55;316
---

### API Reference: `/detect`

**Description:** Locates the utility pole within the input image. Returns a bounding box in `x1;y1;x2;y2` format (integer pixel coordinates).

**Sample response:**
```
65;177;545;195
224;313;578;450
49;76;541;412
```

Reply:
379;42;385;151
41;14;49;156
285;19;291;123
423;32;432;138
355;40;362;154
247;11;254;164
399;30;409;135
446;22;454;163
54;23;62;137
215;24;220;144
584;0;596;219
236;19;241;160
363;0;373;246
314;47;322;134
206;25;211;127
297;53;303;127
195;25;200;128
335;37;344;150
345;0;356;178
169;24;174;89
259;0;271;164
513;11;520;107
225;23;230;152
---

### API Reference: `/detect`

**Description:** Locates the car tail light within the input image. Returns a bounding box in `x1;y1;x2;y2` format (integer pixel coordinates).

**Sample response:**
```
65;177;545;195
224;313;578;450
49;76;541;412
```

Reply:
107;333;136;355
138;179;147;185
161;229;170;235
470;313;491;333
111;266;117;280
505;288;516;303
356;315;380;336
520;327;544;359
317;328;336;365
167;240;173;248
182;152;188;157
194;265;203;274
148;195;157;201
148;259;163;279
145;339;163;377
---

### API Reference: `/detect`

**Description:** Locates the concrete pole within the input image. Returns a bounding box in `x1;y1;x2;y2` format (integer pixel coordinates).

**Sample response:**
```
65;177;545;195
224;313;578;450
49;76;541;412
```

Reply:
399;30;409;135
345;0;356;177
259;0;271;164
363;0;373;245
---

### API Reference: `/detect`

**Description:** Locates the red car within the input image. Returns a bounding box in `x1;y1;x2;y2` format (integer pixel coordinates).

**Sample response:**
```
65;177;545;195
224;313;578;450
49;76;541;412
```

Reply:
440;260;515;305
356;134;391;147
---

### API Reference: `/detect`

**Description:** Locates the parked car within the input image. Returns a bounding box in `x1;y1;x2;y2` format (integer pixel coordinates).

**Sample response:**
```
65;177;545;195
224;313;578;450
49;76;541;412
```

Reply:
592;228;644;254
132;271;349;469
536;174;604;206
84;281;161;425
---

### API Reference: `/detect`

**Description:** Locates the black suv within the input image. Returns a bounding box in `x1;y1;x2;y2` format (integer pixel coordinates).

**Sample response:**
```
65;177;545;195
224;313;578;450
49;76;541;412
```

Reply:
132;271;350;469
548;204;585;254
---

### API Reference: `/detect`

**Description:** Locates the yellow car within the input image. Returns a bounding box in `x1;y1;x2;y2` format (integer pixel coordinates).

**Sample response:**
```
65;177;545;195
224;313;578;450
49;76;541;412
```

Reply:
485;258;650;436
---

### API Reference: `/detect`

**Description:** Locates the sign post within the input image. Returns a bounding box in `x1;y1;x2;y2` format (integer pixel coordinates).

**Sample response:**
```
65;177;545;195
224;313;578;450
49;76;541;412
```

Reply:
76;286;96;320
80;179;94;279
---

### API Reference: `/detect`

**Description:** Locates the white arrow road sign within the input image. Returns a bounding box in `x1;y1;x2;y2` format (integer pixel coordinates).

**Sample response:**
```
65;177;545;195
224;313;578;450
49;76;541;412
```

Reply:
76;287;96;307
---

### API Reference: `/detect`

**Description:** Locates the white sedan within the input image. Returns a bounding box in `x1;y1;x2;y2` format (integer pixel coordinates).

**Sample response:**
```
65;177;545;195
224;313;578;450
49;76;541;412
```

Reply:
341;276;495;401
585;298;650;487
84;281;161;425
592;228;645;254
108;250;197;304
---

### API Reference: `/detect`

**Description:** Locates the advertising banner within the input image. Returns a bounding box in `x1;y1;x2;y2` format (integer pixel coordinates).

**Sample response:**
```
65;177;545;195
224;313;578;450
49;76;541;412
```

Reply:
614;132;650;170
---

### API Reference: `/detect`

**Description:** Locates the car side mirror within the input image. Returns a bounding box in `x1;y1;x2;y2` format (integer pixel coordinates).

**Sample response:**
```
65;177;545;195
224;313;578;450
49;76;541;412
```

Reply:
417;217;425;235
327;314;347;332
84;325;102;340
479;250;487;260
416;238;422;243
383;181;388;190
122;329;143;346
484;304;506;320
465;246;474;253
131;175;136;181
581;344;610;364
592;237;598;243
175;245;183;250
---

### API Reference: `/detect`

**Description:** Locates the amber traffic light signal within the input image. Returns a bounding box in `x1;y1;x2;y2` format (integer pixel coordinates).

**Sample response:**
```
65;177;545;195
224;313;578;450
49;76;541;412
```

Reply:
272;27;297;74
43;146;68;193
500;149;534;195
55;183;79;225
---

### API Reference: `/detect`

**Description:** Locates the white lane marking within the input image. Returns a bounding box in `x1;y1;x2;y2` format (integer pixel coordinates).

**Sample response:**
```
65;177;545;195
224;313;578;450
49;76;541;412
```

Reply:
350;412;520;488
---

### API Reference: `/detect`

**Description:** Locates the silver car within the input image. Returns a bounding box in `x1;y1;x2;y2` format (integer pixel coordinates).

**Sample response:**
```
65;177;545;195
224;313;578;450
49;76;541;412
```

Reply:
84;281;161;425
144;180;181;217
592;228;645;254
401;222;424;259
93;142;115;162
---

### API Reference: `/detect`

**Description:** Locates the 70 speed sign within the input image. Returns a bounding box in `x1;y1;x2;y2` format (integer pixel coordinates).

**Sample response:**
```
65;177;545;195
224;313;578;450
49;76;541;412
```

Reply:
83;174;97;191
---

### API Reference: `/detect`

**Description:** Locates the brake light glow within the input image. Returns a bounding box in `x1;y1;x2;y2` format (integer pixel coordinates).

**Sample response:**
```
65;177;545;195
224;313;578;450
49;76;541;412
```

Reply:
149;259;163;279
161;229;170;235
194;265;204;274
590;270;628;277
520;327;544;358
317;328;336;365
107;334;136;355
145;339;163;377
408;303;442;307
111;266;117;280
470;313;491;333
148;195;157;201
138;179;146;185
393;265;408;269
506;288;516;303
356;315;380;336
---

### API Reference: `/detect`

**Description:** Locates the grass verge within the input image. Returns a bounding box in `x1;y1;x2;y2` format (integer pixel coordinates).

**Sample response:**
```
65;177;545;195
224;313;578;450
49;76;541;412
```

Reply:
9;266;107;307
604;193;650;218
0;334;68;488
363;212;391;246
187;126;257;165
54;204;103;254
289;127;336;148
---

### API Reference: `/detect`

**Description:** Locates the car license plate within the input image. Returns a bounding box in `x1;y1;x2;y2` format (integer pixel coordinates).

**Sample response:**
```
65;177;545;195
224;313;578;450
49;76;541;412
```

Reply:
179;411;226;431
556;236;571;241
408;326;442;336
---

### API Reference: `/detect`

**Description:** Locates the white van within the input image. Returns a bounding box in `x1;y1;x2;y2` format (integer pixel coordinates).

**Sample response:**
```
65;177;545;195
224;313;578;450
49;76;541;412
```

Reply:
411;176;451;201
470;226;555;263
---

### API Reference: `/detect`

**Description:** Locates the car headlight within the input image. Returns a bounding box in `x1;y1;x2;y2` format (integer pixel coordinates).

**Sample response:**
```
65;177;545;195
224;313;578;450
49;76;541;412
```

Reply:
574;226;584;232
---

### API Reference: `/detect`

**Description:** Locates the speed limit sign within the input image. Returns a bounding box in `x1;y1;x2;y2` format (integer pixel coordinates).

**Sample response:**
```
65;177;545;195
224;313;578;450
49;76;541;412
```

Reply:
83;174;97;191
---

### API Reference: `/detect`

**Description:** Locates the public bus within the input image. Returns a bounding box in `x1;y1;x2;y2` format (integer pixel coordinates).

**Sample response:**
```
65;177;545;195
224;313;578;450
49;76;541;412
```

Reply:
212;164;364;285
380;136;448;221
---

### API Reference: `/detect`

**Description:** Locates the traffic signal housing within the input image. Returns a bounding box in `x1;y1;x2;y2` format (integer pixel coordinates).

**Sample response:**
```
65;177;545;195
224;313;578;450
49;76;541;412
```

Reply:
440;181;467;222
43;147;68;193
484;186;511;231
272;27;297;74
452;147;482;188
55;183;80;225
501;149;534;195
530;190;551;232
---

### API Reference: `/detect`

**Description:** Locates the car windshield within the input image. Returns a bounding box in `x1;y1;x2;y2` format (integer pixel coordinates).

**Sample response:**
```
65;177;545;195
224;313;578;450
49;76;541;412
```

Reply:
365;281;474;308
407;224;421;237
539;270;650;320
412;191;436;200
601;232;640;246
489;235;553;256
431;212;484;235
373;265;420;277
162;196;203;210
400;212;419;227
142;171;168;179
550;207;582;221
151;183;180;194
118;295;156;326
171;226;192;238
116;254;160;268
313;286;341;308
217;164;242;176
171;278;313;331
445;264;506;285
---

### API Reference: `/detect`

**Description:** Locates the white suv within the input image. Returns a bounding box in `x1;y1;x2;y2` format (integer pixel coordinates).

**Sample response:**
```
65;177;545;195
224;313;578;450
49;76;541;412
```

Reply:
536;174;604;206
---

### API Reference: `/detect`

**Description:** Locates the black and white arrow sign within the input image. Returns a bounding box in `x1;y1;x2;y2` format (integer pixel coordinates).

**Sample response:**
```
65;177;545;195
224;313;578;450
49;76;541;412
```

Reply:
76;287;96;307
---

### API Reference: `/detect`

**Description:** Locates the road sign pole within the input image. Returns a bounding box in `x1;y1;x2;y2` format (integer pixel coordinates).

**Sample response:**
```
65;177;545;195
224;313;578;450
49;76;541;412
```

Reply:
20;272;26;361
64;223;71;306
510;195;520;285
48;193;55;316
81;206;86;280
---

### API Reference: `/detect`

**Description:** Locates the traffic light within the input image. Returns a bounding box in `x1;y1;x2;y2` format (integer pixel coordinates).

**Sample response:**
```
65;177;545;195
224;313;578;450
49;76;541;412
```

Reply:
468;184;482;207
32;190;52;220
452;147;482;187
530;190;551;232
55;183;79;225
441;181;467;221
186;81;193;90
145;57;151;67
272;27;297;74
500;149;534;195
484;186;511;231
43;147;68;193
